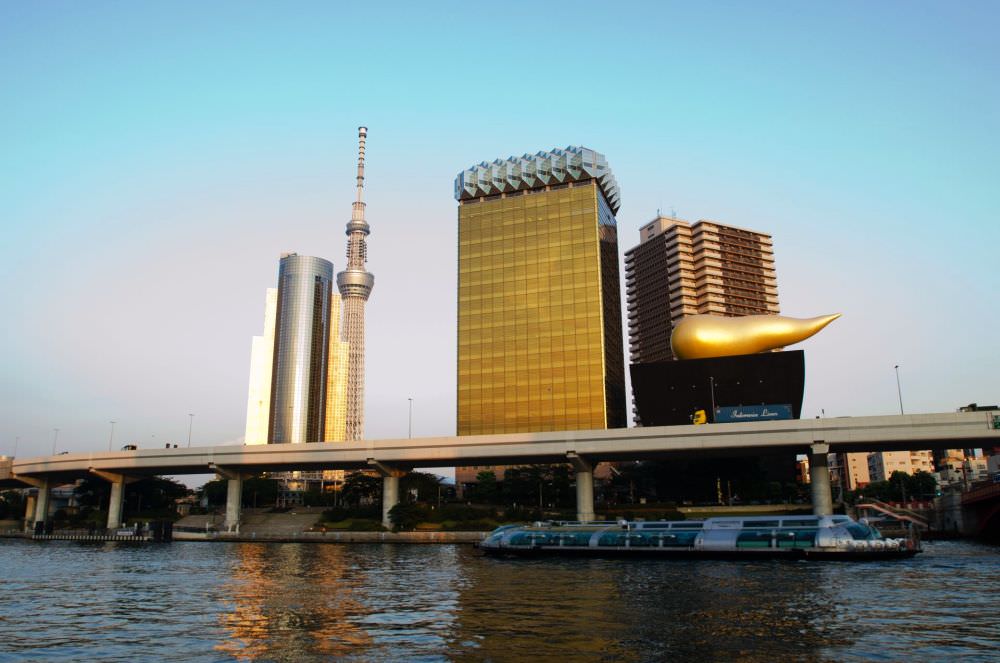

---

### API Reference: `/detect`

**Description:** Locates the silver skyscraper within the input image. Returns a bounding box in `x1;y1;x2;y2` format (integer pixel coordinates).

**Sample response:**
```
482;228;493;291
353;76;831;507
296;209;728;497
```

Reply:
336;127;374;440
270;253;335;444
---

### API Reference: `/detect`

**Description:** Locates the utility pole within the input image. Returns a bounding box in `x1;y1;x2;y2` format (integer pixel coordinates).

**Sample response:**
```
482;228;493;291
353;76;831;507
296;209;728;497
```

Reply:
709;376;717;419
894;365;904;415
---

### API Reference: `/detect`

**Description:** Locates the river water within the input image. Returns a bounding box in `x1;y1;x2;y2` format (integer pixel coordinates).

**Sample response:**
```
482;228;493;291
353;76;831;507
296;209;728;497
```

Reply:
0;539;997;662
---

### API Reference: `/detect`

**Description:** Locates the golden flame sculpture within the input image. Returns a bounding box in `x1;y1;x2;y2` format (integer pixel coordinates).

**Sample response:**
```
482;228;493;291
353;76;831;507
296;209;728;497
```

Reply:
670;313;841;360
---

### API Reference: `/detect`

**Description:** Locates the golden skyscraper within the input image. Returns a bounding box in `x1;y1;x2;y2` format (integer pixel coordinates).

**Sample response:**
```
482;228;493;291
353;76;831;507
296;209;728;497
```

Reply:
323;292;350;443
455;146;626;437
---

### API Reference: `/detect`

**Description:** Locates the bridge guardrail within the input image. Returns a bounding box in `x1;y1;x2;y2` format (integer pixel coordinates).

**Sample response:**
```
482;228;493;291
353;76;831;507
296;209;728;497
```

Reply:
961;482;1000;505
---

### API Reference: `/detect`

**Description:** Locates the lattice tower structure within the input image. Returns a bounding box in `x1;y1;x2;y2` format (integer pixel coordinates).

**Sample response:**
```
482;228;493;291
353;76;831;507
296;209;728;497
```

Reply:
336;127;374;440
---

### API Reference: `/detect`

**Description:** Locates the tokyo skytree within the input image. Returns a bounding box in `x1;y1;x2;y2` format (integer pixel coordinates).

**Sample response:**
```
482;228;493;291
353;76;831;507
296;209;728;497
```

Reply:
336;127;374;440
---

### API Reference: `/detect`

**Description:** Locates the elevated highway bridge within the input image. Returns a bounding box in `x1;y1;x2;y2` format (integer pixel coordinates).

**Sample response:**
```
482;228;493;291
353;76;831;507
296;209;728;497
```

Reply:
4;411;998;531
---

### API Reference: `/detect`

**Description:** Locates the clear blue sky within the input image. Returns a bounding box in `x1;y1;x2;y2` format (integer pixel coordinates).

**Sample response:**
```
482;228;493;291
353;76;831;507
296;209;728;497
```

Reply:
2;1;998;463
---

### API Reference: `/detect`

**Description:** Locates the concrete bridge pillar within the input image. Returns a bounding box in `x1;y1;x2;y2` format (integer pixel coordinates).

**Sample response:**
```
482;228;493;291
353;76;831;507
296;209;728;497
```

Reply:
567;452;596;522
368;459;409;530
225;474;244;533
11;475;49;531
23;493;37;532
382;475;399;528
809;443;833;516
108;479;125;529
33;479;51;527
90;469;138;530
211;465;249;533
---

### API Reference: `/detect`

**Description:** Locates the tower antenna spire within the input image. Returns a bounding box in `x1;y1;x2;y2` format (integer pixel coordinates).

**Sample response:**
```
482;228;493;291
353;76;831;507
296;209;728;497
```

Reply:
355;126;366;206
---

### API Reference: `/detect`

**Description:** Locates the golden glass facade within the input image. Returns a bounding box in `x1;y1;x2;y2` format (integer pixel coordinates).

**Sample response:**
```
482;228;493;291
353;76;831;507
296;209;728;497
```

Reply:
324;293;350;443
457;181;626;435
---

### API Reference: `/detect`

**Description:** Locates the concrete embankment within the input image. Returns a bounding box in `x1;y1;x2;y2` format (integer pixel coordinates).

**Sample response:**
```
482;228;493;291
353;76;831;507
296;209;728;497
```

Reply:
173;530;487;543
172;509;488;543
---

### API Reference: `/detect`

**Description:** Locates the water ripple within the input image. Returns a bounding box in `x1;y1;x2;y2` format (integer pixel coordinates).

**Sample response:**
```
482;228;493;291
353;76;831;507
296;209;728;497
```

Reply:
0;539;996;661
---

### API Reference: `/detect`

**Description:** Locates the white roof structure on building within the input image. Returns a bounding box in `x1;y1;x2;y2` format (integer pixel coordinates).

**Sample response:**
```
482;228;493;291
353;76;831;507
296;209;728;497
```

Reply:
454;146;621;214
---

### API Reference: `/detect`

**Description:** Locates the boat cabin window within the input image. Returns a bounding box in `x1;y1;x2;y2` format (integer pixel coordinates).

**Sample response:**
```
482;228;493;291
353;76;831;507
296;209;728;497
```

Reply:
736;531;773;548
781;519;817;527
744;520;780;528
845;522;878;540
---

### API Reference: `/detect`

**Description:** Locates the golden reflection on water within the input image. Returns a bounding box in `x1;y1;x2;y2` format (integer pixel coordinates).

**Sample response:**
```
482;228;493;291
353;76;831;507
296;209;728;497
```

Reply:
215;544;373;660
212;545;836;662
201;543;997;662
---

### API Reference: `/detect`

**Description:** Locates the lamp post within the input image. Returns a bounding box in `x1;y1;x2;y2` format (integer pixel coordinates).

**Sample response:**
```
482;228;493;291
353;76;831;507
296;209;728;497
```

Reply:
187;413;194;448
109;421;116;452
408;398;413;439
709;376;717;419
52;428;59;455
13;436;18;458
894;365;904;415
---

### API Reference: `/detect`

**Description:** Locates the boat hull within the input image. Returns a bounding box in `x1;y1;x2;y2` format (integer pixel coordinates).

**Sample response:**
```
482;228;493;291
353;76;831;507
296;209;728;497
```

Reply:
479;545;919;561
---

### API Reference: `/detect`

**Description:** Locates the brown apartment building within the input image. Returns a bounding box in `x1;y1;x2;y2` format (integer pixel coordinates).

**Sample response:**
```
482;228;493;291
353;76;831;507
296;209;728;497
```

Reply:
625;215;780;365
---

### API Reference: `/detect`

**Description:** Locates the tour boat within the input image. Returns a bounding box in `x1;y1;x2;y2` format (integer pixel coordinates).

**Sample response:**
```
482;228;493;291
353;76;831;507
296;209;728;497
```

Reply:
479;514;920;560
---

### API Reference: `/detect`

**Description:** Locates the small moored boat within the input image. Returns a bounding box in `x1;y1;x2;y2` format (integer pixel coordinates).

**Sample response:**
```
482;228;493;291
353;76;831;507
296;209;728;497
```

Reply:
479;515;920;560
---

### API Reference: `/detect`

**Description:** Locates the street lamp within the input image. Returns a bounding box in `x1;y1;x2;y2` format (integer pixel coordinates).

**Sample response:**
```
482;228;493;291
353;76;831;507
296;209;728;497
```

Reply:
187;413;194;448
709;376;717;418
408;398;413;439
109;421;116;451
894;365;904;415
52;428;59;455
13;436;18;458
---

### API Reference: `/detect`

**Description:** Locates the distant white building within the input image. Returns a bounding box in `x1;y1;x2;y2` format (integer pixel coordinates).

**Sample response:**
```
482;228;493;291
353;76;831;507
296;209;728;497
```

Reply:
935;457;990;490
829;452;871;490
867;450;934;482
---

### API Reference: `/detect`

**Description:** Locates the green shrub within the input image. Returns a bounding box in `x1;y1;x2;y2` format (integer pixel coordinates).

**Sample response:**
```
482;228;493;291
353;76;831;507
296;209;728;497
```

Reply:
322;507;351;522
388;503;428;531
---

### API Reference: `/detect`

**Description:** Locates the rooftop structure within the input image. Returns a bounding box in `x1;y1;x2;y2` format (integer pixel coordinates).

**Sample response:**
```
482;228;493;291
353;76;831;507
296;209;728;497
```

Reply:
455;146;621;214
